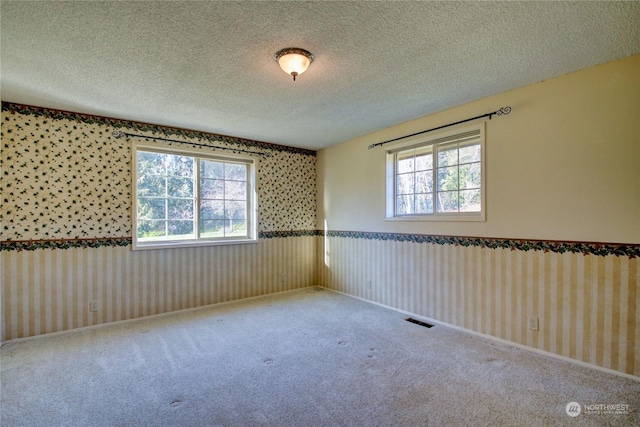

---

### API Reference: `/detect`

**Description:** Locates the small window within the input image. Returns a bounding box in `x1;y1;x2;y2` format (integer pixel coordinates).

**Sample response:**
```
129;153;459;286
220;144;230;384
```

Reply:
386;124;484;221
133;143;257;249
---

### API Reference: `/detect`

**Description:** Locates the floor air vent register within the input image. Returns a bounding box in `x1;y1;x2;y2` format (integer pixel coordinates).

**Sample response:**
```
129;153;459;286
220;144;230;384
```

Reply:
406;318;434;328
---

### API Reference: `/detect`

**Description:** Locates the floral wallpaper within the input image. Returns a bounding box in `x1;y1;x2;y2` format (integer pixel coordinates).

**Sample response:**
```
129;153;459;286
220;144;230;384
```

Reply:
3;102;637;258
2;115;131;240
1;103;317;245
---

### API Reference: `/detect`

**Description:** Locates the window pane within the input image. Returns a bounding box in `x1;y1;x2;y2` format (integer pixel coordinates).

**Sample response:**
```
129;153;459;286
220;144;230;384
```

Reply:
166;154;194;177
137;175;166;197
200;200;224;220
225;163;247;180
226;220;247;236
459;189;481;212
168;198;193;219
437;191;459;213
459;162;481;190
225;201;246;220
415;171;433;193
167;177;193;198
167;220;194;237
220;218;237;236
396;172;414;195
225;180;247;201
201;220;225;238
137;220;165;239
203;218;242;237
201;160;224;179
396;195;414;215
459;143;481;164
437;166;459;191
437;144;458;167
137;151;165;175
137;198;165;220
200;179;224;200
415;153;433;171
397;154;414;174
416;193;433;214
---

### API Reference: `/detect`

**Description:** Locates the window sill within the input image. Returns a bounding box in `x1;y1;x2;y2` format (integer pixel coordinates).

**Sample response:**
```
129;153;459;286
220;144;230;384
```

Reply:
132;237;258;251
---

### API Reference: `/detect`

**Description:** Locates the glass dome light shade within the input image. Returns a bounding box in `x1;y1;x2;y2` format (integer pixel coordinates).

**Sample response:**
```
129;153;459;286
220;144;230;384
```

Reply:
275;48;314;81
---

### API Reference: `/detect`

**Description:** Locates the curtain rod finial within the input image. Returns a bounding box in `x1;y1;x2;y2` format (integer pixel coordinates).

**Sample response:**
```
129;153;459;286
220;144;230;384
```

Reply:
497;106;511;115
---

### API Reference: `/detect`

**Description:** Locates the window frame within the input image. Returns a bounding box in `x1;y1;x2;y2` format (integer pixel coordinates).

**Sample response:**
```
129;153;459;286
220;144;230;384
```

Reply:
132;141;258;250
385;123;485;222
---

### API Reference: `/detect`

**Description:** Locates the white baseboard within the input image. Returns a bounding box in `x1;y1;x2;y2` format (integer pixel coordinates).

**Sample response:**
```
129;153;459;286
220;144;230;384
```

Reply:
323;287;640;383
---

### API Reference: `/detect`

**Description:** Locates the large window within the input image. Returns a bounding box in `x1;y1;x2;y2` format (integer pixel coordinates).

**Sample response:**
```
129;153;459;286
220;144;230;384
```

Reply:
133;143;257;249
386;124;484;220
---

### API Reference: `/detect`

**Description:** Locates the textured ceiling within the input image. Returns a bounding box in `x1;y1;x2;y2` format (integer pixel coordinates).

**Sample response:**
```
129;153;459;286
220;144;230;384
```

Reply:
2;1;639;150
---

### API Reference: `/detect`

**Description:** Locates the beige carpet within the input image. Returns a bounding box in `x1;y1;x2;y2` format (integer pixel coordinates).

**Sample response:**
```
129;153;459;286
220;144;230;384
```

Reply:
2;287;638;426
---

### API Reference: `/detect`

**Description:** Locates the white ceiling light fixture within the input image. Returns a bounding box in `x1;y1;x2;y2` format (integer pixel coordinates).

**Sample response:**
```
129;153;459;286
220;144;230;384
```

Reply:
274;47;314;81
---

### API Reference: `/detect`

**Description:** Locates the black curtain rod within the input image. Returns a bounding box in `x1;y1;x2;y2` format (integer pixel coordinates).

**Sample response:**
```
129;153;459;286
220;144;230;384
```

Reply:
367;106;511;150
112;130;268;156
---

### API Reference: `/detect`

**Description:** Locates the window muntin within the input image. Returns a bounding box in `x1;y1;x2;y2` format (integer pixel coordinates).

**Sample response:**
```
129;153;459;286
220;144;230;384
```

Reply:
387;125;484;220
133;144;256;249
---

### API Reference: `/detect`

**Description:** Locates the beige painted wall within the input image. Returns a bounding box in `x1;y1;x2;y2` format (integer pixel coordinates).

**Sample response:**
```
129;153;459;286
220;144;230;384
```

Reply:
316;54;640;377
317;54;640;243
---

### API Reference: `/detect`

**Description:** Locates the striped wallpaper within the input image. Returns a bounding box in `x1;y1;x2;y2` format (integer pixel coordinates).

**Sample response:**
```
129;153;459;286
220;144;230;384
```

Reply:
317;235;639;377
2;234;639;377
2;236;316;341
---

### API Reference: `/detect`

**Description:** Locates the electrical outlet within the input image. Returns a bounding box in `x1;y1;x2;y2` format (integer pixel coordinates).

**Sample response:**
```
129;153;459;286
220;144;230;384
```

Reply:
280;274;286;283
90;300;99;312
529;316;539;331
366;280;371;290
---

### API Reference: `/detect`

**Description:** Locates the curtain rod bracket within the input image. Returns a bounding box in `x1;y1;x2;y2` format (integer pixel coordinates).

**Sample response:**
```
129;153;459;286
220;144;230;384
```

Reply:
368;106;511;150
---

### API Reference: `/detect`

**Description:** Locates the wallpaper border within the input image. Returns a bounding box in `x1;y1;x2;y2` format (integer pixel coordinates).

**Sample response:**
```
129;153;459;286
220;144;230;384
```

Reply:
4;231;637;258
323;230;640;258
1;102;316;157
260;230;322;239
0;231;323;251
0;237;131;252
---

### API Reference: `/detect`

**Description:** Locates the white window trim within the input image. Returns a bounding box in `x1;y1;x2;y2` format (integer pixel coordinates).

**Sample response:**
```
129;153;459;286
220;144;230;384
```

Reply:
385;123;485;222
132;141;259;250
